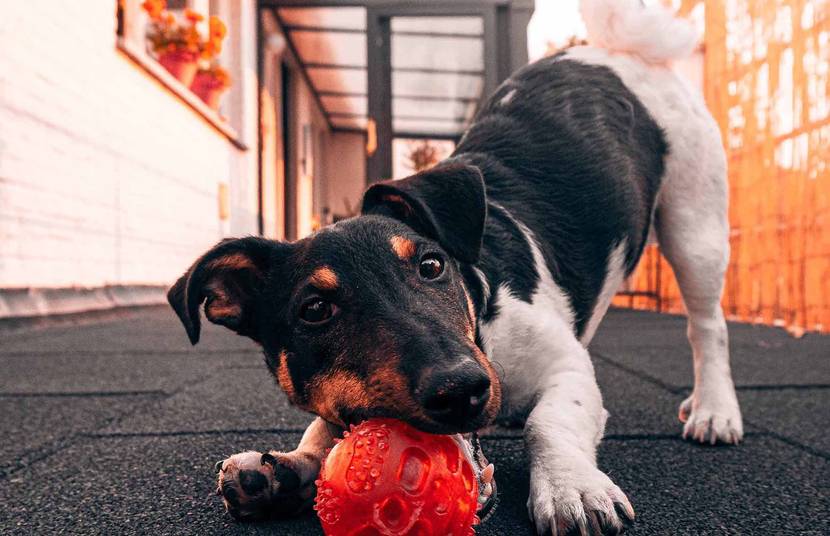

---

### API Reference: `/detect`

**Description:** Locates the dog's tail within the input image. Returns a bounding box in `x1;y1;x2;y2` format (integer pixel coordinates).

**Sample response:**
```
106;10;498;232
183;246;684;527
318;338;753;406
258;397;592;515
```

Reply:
579;0;697;64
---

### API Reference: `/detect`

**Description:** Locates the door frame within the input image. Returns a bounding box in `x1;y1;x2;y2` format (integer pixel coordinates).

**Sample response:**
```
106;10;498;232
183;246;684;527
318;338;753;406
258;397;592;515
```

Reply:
366;3;502;183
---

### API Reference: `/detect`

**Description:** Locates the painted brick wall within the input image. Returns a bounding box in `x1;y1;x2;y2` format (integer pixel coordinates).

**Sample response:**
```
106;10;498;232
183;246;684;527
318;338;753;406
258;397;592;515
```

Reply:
0;1;259;289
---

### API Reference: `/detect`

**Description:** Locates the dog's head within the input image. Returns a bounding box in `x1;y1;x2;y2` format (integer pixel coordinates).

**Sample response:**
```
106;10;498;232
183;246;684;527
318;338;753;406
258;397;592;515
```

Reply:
168;163;500;434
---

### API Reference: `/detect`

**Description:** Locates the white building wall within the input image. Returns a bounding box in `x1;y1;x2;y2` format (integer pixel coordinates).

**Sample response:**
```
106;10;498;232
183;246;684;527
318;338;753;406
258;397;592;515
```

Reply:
0;1;259;290
220;0;261;237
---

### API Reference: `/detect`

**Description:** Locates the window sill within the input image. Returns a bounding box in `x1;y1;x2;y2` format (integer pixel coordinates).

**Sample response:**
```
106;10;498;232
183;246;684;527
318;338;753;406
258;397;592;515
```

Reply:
116;38;248;150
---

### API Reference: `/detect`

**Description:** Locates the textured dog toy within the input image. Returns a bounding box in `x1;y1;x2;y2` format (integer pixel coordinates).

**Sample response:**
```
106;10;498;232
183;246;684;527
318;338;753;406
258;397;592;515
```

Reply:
314;418;480;535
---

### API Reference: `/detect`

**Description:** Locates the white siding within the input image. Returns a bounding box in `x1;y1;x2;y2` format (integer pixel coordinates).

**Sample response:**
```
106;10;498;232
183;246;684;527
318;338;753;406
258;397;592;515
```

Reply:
0;1;259;289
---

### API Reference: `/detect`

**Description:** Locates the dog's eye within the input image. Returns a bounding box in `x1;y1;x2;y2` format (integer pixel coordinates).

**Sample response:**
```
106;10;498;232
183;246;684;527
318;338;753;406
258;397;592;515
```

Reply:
299;298;335;324
418;254;444;280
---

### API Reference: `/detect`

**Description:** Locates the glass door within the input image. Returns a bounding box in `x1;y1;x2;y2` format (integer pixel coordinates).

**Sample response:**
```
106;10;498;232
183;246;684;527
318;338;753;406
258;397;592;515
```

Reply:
366;5;500;182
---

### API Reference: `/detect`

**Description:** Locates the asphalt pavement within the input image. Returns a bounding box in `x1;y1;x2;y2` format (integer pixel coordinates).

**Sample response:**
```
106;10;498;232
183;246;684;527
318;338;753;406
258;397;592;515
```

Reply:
1;307;827;535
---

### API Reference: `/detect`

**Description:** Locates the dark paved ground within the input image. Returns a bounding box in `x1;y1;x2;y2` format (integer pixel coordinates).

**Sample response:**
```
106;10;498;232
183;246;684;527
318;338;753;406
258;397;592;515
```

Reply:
1;307;828;535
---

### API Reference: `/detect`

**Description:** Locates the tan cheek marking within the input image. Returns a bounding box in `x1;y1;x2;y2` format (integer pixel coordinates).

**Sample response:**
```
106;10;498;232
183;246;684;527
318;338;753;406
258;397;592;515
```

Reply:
462;286;477;342
471;345;502;420
390;236;416;260
310;371;371;424
276;351;297;402
367;363;425;417
309;266;338;290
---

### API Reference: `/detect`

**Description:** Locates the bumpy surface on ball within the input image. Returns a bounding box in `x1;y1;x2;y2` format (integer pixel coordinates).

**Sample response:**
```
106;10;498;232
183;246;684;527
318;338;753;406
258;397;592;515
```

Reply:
314;418;479;536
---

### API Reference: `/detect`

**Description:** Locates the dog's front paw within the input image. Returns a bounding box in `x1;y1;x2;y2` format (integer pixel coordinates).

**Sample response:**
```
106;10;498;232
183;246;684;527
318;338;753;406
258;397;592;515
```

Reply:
528;465;634;535
215;450;317;521
679;386;743;445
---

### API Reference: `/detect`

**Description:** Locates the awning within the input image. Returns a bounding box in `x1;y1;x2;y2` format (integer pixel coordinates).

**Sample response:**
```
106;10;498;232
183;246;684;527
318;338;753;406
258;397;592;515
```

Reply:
276;6;486;137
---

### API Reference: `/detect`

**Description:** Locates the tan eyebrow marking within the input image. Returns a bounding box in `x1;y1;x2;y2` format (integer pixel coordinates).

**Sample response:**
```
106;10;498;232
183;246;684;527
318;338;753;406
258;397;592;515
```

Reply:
390;236;416;260
309;266;338;289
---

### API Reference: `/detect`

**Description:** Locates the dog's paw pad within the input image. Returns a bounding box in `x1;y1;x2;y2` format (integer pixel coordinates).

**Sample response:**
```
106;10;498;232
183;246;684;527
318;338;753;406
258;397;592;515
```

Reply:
216;451;276;521
216;450;318;521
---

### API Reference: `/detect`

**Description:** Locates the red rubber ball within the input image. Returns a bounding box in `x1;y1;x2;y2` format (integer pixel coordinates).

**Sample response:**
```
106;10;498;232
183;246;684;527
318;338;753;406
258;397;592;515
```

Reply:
314;418;479;536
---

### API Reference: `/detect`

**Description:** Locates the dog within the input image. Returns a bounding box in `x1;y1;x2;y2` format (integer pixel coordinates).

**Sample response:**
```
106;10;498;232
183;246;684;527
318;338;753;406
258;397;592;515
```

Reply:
168;1;744;533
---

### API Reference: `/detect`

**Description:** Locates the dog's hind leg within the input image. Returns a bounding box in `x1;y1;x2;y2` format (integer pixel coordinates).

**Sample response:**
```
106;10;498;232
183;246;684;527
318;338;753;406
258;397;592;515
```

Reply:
215;417;340;520
653;101;743;445
574;0;743;449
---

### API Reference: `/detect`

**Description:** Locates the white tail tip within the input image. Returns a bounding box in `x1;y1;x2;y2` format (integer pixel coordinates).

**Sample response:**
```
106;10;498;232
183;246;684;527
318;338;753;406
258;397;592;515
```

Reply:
579;0;698;63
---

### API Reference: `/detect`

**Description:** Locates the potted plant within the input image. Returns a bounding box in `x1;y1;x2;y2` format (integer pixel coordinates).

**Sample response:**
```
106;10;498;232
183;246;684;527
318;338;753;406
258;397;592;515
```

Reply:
405;140;442;172
191;63;231;110
142;0;204;86
190;17;231;110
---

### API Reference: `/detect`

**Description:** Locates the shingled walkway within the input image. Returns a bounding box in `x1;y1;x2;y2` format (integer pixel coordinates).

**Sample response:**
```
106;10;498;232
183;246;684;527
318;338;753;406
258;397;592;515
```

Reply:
1;307;828;534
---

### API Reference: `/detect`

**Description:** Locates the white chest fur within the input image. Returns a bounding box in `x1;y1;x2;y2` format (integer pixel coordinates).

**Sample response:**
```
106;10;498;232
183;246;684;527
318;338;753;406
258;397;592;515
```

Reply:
477;217;597;418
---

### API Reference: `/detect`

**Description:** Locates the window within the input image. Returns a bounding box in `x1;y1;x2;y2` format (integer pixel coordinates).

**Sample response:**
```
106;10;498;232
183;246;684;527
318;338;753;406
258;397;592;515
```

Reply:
392;138;455;179
116;0;246;146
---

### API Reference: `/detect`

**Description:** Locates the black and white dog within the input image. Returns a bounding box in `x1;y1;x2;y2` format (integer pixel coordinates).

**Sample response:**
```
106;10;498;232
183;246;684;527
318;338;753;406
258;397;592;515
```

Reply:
168;1;743;533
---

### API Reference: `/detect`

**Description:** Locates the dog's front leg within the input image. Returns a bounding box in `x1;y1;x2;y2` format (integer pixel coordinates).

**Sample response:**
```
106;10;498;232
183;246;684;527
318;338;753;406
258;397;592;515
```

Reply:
525;355;635;535
216;417;340;521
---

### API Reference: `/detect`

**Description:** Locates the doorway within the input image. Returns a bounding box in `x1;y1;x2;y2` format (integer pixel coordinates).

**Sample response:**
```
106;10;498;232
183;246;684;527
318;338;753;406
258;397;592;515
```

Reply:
366;4;506;182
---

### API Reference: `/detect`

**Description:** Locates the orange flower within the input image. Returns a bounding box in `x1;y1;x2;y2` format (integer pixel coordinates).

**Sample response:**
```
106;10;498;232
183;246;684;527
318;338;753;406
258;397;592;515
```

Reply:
209;16;226;39
203;41;217;59
202;16;227;59
212;66;232;87
185;32;200;49
141;0;166;20
185;8;204;24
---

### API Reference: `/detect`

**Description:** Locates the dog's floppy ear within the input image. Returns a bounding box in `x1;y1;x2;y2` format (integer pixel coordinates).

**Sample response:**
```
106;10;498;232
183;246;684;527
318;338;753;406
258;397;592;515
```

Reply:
361;163;486;263
167;237;288;345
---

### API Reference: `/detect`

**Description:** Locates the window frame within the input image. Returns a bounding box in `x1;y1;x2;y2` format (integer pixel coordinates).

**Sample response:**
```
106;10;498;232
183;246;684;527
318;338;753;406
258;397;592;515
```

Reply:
116;0;248;149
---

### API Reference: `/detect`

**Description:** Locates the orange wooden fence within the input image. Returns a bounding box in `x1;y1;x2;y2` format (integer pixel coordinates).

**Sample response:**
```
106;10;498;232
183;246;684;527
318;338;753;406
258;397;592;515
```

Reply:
614;0;830;335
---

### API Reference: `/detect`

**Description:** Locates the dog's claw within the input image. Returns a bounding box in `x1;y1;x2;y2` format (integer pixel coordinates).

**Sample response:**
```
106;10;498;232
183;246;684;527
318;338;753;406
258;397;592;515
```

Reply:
529;464;633;536
613;499;635;526
481;463;495;484
587;510;625;536
214;460;224;473
575;515;590;536
679;391;743;445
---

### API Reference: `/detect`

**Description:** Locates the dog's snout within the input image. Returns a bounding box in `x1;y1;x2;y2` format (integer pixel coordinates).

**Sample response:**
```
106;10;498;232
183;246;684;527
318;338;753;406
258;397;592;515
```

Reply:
419;359;491;426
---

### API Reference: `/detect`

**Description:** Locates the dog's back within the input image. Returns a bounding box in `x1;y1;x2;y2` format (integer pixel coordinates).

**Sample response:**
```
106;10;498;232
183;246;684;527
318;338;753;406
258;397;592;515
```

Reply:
454;55;668;338
450;0;717;343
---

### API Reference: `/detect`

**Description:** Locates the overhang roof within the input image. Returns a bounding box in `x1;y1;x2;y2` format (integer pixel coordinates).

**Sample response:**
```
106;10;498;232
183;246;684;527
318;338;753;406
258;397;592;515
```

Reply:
274;5;490;136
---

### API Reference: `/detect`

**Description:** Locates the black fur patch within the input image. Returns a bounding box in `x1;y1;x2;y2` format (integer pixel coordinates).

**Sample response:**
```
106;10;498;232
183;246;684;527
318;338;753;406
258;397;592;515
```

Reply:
455;56;667;336
478;203;539;304
239;470;268;495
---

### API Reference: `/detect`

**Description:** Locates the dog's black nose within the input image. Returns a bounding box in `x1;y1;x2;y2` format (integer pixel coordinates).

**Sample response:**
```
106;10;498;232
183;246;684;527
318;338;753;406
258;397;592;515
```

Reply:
419;360;491;426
